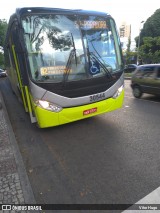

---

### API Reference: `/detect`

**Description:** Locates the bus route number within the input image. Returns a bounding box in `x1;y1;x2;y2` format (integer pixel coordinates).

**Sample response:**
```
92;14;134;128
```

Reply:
90;92;105;102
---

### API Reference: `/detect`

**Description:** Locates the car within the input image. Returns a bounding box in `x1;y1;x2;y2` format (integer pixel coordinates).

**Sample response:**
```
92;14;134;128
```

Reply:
131;64;160;98
124;64;137;73
0;68;7;77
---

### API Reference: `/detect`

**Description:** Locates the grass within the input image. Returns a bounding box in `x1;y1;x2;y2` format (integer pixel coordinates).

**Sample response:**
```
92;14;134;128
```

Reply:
124;73;132;78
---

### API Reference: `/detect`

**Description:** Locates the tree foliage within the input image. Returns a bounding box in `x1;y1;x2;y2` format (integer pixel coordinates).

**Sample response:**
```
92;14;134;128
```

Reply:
125;51;137;64
140;37;160;63
124;37;137;64
0;19;7;47
141;9;160;39
0;19;7;68
136;9;160;63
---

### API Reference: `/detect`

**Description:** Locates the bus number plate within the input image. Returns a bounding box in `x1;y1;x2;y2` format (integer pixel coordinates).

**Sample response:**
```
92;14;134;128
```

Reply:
83;107;97;116
90;92;105;102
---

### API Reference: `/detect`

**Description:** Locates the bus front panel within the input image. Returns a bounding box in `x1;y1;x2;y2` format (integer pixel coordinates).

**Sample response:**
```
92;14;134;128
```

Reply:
33;89;124;128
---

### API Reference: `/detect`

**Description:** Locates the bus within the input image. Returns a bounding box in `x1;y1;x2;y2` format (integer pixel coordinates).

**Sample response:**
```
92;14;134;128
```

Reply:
5;7;124;128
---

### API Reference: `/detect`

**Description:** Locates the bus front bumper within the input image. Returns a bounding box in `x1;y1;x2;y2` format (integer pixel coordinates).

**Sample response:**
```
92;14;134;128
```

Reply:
34;90;124;128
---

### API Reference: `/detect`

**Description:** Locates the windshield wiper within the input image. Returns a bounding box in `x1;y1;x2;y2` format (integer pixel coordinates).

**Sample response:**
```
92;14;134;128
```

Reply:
62;33;77;84
85;36;112;79
62;49;76;85
90;51;112;79
70;33;77;66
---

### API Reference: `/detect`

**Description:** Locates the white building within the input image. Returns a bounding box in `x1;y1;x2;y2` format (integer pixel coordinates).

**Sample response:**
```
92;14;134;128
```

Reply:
119;22;134;51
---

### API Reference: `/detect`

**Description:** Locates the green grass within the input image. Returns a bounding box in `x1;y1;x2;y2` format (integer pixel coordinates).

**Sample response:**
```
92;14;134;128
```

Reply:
124;73;132;78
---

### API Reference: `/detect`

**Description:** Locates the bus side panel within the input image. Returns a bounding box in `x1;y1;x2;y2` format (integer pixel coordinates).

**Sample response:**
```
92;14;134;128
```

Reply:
6;44;21;99
8;66;20;96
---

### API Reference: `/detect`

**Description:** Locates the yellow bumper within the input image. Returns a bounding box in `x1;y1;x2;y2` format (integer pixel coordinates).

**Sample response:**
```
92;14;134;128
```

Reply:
34;90;124;128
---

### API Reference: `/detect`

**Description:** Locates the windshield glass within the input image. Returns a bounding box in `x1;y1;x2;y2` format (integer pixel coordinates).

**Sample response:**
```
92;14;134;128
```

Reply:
22;14;122;83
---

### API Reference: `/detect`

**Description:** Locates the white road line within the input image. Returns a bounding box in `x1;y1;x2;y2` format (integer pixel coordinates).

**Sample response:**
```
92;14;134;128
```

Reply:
122;187;160;212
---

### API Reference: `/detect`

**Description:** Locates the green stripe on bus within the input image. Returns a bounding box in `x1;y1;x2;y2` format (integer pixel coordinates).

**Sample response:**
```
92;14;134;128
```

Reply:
25;86;32;113
12;45;28;112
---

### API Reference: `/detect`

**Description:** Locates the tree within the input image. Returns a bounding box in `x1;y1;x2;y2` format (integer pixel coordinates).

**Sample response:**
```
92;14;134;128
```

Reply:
135;9;160;63
141;9;160;39
0;19;8;68
0;19;7;47
137;9;160;48
140;36;160;63
124;37;137;64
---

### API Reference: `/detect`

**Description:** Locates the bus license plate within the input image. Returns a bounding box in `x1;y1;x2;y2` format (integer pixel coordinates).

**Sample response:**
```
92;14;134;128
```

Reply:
83;107;97;116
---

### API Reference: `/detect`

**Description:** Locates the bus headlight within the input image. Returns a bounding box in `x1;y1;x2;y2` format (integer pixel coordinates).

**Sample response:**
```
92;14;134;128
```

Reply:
35;100;62;112
112;85;124;99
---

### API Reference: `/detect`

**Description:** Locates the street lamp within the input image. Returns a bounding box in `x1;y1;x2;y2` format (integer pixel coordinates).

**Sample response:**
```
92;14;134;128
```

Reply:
137;21;144;65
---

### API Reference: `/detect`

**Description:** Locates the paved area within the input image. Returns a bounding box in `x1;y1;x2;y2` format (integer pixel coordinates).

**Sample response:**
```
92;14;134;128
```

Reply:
0;90;36;212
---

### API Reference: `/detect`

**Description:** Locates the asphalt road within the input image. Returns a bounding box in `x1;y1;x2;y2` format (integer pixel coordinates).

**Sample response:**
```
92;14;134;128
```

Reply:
1;78;160;212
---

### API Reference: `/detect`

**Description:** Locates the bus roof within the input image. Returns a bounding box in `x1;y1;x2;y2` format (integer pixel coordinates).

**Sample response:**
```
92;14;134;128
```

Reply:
12;7;111;19
5;7;112;46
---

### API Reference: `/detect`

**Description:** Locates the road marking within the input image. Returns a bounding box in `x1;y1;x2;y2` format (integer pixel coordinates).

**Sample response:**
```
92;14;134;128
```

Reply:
122;187;160;212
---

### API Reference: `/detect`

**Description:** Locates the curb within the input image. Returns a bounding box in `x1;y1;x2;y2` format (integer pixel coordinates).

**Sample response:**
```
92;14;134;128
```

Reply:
0;91;36;205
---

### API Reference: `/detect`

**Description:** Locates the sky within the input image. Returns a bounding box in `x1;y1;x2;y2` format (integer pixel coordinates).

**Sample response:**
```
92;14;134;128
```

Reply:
0;0;160;41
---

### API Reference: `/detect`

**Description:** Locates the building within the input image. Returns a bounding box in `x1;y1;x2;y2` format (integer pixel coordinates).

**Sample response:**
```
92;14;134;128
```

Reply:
119;21;131;38
119;22;131;51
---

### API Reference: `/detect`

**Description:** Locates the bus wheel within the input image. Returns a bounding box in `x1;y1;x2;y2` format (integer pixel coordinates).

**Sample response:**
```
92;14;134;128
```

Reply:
132;86;142;98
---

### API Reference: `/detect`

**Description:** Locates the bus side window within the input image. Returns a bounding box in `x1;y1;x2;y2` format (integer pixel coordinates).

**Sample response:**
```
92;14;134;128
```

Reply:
8;37;17;72
11;25;29;85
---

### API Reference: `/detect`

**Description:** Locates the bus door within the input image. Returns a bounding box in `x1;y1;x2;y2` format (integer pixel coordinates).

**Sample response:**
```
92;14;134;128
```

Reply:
9;22;36;122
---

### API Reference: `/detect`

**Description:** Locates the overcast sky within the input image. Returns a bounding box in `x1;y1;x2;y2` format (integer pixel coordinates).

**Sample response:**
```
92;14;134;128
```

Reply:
0;0;159;40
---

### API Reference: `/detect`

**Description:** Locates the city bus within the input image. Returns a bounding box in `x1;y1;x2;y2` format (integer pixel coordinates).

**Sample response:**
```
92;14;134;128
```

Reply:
5;7;124;128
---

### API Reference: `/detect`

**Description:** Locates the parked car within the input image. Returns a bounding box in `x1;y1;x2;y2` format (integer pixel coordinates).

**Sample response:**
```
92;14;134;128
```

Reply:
124;64;137;73
0;69;7;77
131;64;160;98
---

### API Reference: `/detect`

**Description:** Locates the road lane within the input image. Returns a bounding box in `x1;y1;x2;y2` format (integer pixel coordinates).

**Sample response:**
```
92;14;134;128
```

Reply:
1;78;160;211
125;79;160;103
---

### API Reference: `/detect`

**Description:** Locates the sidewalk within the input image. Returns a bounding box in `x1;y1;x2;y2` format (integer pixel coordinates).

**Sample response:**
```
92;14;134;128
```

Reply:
0;90;36;211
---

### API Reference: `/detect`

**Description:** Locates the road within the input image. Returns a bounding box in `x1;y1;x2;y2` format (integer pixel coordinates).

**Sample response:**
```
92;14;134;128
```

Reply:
0;78;160;212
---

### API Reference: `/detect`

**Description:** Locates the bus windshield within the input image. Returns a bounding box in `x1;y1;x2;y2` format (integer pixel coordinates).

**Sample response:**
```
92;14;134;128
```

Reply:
22;14;122;83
